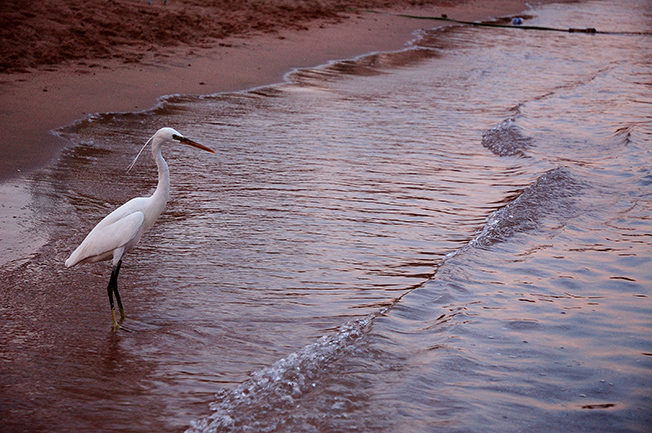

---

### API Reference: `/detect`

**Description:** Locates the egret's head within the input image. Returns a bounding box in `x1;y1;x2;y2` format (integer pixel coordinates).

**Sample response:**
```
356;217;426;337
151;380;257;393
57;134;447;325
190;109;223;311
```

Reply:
127;127;215;172
155;127;183;142
152;127;212;151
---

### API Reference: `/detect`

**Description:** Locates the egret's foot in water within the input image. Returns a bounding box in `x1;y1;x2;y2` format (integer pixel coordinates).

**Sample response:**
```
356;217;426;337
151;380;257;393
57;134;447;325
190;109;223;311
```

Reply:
110;308;134;332
111;308;121;332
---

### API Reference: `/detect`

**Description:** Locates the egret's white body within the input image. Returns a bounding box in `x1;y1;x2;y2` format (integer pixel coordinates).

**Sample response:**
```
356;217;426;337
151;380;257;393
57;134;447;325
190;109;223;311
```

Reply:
65;127;214;329
65;149;169;268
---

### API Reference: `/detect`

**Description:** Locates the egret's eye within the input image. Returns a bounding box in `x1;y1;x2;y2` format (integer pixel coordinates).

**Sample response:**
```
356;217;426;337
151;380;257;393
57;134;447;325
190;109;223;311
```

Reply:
172;134;183;141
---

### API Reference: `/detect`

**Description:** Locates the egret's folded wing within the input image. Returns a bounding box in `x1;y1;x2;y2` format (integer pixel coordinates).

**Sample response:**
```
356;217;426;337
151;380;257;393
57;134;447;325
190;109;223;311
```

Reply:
65;211;145;267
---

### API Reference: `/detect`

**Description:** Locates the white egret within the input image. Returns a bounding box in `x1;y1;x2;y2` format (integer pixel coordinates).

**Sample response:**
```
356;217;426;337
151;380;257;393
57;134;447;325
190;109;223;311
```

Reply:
65;127;215;330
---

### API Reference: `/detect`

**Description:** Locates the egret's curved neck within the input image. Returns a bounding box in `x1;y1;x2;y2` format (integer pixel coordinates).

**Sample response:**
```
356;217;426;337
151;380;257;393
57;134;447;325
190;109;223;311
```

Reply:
152;141;170;203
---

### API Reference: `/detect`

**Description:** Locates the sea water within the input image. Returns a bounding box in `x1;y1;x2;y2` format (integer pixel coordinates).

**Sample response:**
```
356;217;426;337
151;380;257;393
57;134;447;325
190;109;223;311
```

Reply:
1;1;650;432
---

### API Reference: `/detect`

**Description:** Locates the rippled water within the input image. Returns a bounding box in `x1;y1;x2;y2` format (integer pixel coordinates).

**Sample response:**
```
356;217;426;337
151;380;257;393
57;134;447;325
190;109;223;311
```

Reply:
1;1;651;432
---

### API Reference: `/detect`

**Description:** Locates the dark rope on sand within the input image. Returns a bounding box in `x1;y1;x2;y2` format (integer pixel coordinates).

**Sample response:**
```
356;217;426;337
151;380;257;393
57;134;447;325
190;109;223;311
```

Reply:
362;10;652;36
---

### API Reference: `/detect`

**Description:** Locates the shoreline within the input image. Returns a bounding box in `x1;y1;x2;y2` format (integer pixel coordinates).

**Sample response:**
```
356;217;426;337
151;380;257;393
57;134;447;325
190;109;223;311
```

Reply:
0;1;543;182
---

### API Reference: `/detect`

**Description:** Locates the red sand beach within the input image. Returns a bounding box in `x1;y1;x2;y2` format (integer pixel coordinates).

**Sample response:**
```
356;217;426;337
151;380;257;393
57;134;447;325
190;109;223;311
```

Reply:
0;0;545;181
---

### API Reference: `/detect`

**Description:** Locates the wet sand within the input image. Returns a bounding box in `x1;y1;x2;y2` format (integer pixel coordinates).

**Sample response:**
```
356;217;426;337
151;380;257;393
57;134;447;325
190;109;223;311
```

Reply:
0;0;548;181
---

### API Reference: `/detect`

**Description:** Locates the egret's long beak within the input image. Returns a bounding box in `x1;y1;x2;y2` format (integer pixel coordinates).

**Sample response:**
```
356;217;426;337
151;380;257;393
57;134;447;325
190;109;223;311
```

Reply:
179;136;215;153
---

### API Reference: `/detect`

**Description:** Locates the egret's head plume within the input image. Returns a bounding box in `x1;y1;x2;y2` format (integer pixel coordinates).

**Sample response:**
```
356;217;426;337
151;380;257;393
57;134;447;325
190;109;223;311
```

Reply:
126;134;155;173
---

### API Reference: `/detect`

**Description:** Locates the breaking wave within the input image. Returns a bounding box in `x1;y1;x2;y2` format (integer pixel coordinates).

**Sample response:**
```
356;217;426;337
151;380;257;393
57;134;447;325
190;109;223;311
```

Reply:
471;166;582;248
482;117;532;157
186;314;377;433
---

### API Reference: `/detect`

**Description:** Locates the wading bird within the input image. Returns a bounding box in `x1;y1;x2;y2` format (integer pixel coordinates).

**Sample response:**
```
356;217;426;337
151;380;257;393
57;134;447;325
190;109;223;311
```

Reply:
65;127;214;330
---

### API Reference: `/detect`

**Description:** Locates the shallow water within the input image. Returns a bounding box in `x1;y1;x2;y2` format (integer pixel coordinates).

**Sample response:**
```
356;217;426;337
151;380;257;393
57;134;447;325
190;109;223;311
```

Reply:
1;0;651;432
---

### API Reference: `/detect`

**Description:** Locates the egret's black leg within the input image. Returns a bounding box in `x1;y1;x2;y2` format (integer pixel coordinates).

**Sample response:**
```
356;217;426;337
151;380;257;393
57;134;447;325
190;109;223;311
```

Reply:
107;272;118;330
112;260;125;321
107;260;123;331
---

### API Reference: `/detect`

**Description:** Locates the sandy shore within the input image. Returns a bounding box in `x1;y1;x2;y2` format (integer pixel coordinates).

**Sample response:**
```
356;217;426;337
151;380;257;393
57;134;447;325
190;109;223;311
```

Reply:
0;0;541;181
